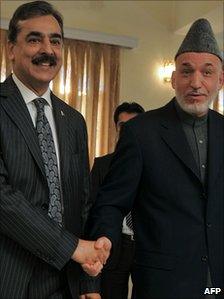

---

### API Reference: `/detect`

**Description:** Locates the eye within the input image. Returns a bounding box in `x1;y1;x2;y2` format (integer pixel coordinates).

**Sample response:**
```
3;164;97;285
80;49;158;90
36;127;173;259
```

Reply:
27;37;41;44
181;69;192;76
182;69;191;74
51;38;62;46
203;70;212;76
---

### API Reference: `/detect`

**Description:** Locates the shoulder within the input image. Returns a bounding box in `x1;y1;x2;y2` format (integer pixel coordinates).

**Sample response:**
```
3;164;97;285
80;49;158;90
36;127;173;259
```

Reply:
0;75;15;99
209;108;224;122
51;93;86;126
124;100;175;136
93;153;114;168
128;99;174;128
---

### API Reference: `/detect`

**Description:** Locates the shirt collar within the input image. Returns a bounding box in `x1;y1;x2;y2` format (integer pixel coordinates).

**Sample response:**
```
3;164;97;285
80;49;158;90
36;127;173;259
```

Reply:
174;99;208;128
12;73;52;108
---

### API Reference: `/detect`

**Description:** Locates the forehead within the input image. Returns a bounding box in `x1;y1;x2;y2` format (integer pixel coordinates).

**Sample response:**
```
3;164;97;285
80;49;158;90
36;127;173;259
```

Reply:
176;52;221;68
17;15;62;37
118;112;138;123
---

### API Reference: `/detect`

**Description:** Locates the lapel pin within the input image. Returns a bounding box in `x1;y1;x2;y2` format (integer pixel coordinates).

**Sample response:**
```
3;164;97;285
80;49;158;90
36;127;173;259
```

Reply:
61;110;65;116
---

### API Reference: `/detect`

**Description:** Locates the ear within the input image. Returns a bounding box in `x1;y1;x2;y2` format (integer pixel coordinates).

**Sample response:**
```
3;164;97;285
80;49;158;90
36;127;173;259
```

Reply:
217;69;224;90
171;71;176;90
7;41;15;61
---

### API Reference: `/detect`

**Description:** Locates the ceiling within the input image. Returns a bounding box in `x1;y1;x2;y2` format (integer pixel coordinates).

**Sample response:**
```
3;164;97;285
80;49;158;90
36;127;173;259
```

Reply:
1;0;223;40
48;1;223;34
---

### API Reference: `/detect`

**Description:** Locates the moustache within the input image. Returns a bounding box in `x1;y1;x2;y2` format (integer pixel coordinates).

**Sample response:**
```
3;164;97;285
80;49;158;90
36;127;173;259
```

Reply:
32;53;57;66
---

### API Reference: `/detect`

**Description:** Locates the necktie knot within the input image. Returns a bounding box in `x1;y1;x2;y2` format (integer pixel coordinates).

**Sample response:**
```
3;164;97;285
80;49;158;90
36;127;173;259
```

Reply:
33;98;47;112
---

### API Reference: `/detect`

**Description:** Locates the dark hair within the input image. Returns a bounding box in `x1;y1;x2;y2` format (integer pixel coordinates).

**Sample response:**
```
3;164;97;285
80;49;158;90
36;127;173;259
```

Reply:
8;1;64;43
114;102;145;125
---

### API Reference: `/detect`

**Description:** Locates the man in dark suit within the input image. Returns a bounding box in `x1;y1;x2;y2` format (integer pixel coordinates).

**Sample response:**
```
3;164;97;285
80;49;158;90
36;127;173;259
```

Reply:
90;102;145;299
88;19;224;299
0;1;110;298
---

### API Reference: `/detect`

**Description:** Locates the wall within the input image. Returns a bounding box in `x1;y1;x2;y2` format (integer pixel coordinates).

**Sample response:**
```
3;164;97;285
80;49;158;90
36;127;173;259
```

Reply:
1;0;223;111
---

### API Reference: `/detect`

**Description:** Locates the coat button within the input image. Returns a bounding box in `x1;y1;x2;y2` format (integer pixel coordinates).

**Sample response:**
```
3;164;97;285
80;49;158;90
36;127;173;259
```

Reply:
201;256;208;262
206;223;212;228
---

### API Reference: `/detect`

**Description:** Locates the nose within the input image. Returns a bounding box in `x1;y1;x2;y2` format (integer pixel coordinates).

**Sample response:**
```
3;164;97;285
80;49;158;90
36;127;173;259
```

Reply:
40;38;54;55
190;72;202;90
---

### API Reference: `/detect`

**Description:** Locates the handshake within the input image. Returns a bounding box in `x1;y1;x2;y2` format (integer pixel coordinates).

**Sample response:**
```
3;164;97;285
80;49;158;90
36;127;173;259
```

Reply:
72;237;112;276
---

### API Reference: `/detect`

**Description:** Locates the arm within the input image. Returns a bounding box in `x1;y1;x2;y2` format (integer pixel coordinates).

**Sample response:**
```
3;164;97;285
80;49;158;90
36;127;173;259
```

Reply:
0;154;77;270
0;107;109;272
88;124;143;244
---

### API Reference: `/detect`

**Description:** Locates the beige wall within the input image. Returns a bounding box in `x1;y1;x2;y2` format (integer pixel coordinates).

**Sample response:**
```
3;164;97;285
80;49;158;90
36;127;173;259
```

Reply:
1;0;223;111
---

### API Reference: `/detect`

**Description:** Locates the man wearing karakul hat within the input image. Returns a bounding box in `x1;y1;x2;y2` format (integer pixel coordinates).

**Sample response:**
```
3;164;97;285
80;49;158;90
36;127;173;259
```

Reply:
85;18;224;299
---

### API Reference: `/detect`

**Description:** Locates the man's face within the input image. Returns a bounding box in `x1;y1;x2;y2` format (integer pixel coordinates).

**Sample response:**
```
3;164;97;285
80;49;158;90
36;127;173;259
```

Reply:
116;112;138;136
171;52;223;117
8;15;63;95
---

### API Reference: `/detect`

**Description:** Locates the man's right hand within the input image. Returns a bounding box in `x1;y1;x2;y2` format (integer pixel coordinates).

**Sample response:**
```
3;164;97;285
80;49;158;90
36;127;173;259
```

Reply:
71;237;112;276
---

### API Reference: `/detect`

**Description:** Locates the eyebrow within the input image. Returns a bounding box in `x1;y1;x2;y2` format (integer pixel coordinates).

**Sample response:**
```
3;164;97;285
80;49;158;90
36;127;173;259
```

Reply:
181;62;214;67
26;31;62;40
181;63;192;67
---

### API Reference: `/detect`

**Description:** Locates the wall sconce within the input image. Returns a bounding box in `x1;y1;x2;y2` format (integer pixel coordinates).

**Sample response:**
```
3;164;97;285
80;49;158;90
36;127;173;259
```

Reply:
160;61;175;83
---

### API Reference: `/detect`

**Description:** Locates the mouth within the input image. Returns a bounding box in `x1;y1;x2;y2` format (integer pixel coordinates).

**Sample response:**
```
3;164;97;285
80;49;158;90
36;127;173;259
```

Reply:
38;62;53;67
32;61;56;67
185;93;207;103
32;54;57;67
186;92;207;98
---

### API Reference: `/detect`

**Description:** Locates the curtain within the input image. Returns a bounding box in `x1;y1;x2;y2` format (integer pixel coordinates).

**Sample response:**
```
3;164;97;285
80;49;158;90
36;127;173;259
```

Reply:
0;29;120;166
0;29;11;80
211;89;224;115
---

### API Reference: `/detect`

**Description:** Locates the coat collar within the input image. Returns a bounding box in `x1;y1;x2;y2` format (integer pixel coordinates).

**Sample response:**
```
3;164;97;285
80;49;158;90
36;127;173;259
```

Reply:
1;75;46;178
159;98;223;190
51;95;70;181
159;99;201;183
207;109;224;192
0;75;70;183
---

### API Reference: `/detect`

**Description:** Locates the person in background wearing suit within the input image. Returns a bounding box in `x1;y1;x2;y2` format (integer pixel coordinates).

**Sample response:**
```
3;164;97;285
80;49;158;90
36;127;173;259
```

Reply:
90;102;145;299
88;19;224;299
0;1;111;299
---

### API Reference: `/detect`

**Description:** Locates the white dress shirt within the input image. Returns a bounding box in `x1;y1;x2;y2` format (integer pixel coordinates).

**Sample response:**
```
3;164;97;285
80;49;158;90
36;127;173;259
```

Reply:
12;74;61;177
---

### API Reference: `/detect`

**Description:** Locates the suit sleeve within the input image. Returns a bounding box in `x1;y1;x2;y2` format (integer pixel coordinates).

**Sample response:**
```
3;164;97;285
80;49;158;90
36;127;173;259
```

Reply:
80;120;92;234
88;123;143;245
90;158;102;204
0;153;78;270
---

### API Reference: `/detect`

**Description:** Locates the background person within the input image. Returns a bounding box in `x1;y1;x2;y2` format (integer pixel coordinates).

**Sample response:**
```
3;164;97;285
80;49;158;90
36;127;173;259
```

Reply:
90;102;145;299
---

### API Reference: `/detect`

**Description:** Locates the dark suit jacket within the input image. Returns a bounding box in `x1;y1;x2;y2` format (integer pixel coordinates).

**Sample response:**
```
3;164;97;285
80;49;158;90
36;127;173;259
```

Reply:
89;99;224;299
0;76;92;298
89;153;125;270
90;153;114;204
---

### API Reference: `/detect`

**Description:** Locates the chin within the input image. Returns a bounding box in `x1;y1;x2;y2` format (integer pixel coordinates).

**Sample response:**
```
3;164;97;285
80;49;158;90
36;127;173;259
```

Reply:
177;97;211;117
31;68;58;82
33;74;55;84
182;102;210;117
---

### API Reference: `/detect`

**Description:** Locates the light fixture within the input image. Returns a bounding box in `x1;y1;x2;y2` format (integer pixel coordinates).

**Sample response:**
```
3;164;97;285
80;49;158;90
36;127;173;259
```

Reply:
161;61;175;83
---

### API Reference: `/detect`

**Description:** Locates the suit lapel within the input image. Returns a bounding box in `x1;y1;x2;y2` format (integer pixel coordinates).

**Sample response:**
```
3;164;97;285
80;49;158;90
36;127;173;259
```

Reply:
1;76;46;178
159;100;201;182
51;94;69;181
207;110;224;191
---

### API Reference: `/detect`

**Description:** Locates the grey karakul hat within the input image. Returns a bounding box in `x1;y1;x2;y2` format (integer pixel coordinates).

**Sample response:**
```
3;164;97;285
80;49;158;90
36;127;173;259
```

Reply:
175;18;222;61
